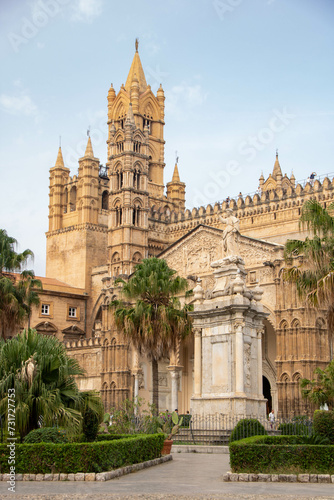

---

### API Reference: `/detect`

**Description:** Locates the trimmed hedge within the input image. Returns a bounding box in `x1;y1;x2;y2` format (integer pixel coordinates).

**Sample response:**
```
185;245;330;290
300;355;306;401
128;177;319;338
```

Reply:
95;433;139;442
0;434;164;474
313;410;334;443
229;435;334;474
229;418;267;443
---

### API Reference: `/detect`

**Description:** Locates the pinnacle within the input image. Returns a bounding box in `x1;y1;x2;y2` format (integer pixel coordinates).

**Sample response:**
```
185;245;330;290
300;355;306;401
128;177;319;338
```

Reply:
85;136;94;157
272;151;282;179
172;163;181;183
125;102;136;128
55;146;64;168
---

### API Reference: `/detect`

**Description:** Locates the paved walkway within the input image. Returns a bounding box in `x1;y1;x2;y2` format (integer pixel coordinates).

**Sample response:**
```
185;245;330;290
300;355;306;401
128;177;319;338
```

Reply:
0;453;332;500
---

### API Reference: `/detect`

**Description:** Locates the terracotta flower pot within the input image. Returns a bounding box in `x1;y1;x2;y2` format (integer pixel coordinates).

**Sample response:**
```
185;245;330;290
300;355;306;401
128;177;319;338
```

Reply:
161;439;173;455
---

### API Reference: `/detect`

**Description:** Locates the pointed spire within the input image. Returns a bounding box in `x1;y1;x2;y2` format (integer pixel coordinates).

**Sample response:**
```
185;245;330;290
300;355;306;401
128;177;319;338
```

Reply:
172;163;181;183
125;42;147;94
85;136;94;157
55;146;64;168
272;150;282;180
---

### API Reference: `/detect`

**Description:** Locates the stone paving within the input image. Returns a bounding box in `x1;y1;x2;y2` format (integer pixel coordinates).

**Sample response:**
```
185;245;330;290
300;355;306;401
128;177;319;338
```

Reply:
0;452;332;499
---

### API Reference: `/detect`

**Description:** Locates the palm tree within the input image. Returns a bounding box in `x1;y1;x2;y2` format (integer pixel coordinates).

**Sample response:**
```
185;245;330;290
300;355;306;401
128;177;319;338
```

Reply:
0;229;33;274
15;271;43;329
284;199;334;344
0;329;103;440
0;230;42;338
112;257;193;413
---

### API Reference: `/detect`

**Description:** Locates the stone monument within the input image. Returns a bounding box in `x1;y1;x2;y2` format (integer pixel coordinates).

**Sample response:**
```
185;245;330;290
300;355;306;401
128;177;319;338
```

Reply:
190;211;268;418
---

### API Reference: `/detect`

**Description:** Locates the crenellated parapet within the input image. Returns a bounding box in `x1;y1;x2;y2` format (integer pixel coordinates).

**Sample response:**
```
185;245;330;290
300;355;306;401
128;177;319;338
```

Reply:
64;337;102;349
147;175;334;248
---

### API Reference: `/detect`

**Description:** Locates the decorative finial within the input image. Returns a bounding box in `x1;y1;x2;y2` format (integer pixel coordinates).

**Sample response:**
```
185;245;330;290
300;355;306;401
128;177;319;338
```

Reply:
59;135;61;147
276;148;278;157
87;126;90;137
175;150;179;164
135;38;139;52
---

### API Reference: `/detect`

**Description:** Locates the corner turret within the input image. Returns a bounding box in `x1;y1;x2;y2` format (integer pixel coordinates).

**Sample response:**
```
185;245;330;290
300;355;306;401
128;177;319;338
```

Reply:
166;160;186;211
48;146;70;231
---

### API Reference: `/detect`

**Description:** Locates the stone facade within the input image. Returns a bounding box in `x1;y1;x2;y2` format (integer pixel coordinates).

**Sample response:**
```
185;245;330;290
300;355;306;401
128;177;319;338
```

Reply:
24;42;333;418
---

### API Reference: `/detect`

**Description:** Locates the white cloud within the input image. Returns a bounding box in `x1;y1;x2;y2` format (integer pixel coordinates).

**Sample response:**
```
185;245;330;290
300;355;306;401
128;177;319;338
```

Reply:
71;0;103;23
166;82;208;119
0;93;38;116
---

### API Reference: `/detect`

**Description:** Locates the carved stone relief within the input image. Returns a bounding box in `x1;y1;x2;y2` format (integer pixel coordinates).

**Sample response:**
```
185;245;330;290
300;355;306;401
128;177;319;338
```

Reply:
158;373;168;387
244;343;251;389
163;226;283;281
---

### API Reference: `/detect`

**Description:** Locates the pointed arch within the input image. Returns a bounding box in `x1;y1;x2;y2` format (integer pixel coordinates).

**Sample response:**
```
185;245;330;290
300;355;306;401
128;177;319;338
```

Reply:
132;251;142;263
102;190;109;210
70;186;77;211
280;372;290;382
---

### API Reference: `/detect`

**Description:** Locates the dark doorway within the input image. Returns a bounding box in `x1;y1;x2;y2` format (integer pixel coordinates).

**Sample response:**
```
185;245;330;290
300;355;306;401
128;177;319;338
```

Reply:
263;376;272;415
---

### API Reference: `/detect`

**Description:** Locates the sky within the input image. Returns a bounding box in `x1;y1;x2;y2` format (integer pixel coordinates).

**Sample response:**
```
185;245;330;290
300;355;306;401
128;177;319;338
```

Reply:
0;0;333;276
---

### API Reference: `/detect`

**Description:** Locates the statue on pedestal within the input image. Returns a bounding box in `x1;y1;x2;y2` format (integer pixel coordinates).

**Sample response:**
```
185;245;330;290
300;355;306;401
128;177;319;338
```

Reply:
218;209;240;257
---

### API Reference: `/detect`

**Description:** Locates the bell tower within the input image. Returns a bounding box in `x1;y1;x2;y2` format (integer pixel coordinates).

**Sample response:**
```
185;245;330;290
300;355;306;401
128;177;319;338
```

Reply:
108;102;150;276
107;40;166;207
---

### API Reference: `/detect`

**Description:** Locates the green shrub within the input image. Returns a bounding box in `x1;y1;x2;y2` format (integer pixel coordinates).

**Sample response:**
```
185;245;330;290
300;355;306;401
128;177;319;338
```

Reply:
0;434;164;474
24;427;68;444
313;410;334;443
229;418;267;443
229;435;334;474
82;408;100;442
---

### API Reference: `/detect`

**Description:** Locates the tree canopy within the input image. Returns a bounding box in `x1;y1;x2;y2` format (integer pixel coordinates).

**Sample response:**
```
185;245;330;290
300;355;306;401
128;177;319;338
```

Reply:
300;360;334;410
284;199;334;339
0;329;103;440
112;257;193;413
0;229;42;338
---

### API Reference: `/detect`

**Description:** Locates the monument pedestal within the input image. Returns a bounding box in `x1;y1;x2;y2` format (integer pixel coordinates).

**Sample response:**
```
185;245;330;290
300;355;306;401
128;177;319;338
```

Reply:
190;256;267;419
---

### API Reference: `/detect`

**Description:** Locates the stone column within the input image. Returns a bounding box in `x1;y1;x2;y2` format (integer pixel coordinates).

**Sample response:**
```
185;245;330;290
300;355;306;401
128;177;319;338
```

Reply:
133;372;139;413
234;320;245;394
193;328;202;397
132;348;141;414
167;366;182;411
257;328;264;396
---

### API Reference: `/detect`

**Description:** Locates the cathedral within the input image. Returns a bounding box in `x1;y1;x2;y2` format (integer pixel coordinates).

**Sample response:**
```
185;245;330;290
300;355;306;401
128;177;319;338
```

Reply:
28;42;333;418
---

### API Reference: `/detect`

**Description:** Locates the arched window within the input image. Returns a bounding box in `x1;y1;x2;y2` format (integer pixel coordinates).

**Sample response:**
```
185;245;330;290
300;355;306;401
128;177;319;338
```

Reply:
116;141;124;153
102;190;109;210
133;141;141;153
133;252;142;263
133;205;140;226
116;171;123;190
116;206;122;226
133;169;140;190
70;186;76;211
63;188;68;213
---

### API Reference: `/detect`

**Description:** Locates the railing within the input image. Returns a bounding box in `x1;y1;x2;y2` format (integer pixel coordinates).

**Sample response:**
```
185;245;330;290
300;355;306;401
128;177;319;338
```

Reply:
172;414;313;445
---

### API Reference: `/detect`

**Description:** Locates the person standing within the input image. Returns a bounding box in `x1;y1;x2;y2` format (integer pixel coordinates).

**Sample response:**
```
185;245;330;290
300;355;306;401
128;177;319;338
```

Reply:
269;409;275;429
